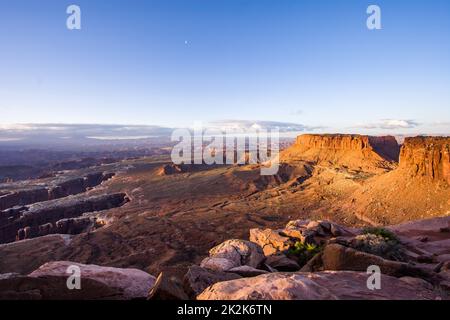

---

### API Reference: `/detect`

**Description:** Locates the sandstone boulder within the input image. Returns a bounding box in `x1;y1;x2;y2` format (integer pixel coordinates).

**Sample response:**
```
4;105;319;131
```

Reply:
321;244;436;281
282;220;355;245
183;266;242;299
399;277;433;290
300;252;324;272
208;239;265;269
197;271;440;300
322;243;404;275
228;266;269;277
28;261;156;300
265;254;300;271
249;228;293;256
0;273;122;300
285;219;310;230
200;257;238;272
389;216;450;235
148;272;188;300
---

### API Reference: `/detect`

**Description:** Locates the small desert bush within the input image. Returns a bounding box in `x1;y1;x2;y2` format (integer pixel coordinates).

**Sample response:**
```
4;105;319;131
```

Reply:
362;227;399;243
352;229;405;261
288;241;322;266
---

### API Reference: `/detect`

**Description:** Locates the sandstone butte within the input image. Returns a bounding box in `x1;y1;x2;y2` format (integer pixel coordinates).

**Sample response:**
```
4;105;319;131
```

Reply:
281;134;449;181
280;134;449;224
280;134;400;173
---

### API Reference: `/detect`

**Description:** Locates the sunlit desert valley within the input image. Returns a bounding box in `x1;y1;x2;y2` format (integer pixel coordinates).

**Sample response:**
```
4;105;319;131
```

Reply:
0;132;449;299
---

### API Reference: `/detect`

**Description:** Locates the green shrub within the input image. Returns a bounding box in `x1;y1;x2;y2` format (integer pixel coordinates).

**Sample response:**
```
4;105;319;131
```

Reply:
288;241;322;266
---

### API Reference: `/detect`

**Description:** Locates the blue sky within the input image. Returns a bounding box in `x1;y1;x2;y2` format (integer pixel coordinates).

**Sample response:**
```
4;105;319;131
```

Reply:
0;0;449;134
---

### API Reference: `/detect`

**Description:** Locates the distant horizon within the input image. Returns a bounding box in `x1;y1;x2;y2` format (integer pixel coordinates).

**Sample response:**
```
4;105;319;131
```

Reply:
0;122;449;143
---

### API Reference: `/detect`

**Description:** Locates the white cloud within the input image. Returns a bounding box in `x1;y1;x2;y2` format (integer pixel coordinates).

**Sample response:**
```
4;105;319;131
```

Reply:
357;119;420;130
0;123;172;140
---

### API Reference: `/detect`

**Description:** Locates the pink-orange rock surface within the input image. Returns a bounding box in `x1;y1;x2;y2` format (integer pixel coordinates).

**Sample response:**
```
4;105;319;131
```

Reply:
197;271;439;300
0;260;156;300
399;137;450;184
281;134;399;172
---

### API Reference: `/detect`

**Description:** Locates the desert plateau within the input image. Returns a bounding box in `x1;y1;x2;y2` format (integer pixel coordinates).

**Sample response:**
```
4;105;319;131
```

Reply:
0;134;449;300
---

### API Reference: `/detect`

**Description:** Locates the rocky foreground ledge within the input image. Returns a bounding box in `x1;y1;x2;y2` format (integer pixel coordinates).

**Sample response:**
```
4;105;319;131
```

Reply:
0;261;156;300
0;217;449;300
183;216;450;300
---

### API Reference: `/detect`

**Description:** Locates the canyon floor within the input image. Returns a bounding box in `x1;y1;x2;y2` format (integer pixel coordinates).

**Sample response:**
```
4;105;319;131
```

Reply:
0;134;449;299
